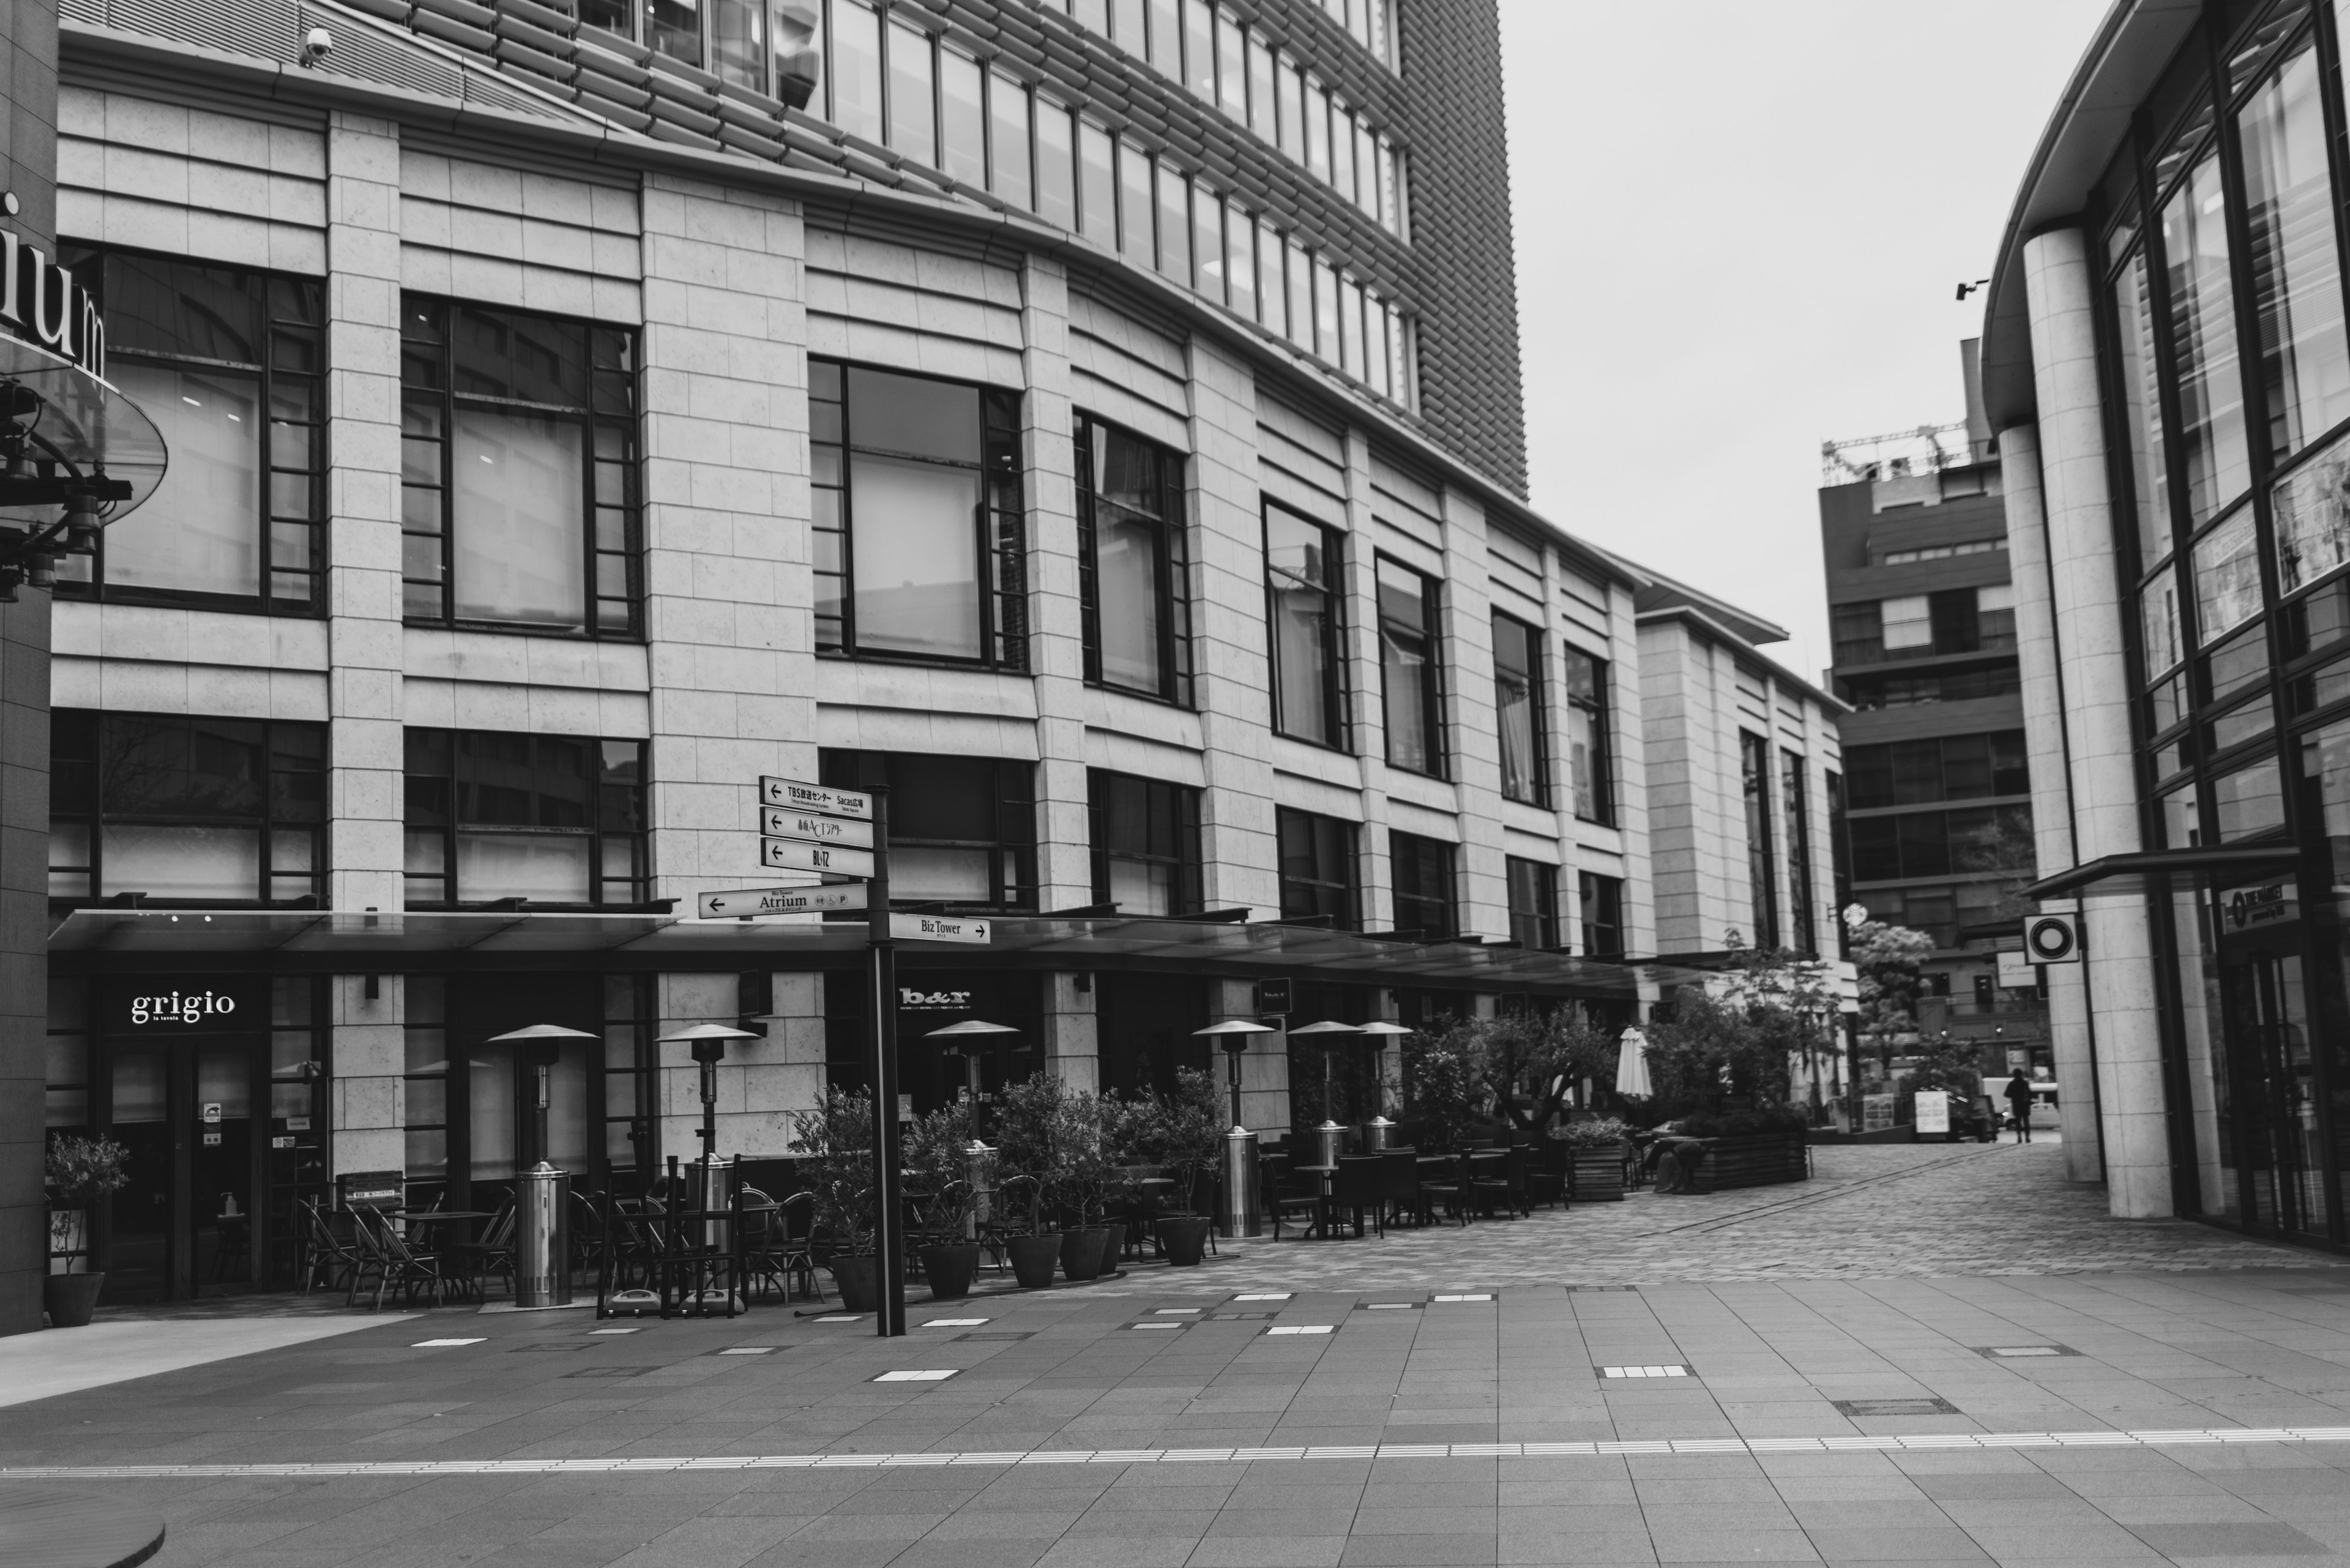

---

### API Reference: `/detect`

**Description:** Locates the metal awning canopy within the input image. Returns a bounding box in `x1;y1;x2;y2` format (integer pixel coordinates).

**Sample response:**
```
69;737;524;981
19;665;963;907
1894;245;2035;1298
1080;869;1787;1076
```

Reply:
2026;846;2299;900
47;909;1701;998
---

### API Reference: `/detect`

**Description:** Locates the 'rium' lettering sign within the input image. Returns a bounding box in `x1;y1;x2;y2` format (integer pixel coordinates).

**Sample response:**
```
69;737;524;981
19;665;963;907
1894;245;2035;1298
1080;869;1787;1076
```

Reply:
0;237;103;375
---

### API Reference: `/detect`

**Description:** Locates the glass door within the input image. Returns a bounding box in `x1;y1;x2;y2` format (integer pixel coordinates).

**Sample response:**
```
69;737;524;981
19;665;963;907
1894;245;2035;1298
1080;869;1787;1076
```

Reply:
193;1045;257;1290
97;1039;265;1300
2218;941;2326;1239
104;1046;172;1301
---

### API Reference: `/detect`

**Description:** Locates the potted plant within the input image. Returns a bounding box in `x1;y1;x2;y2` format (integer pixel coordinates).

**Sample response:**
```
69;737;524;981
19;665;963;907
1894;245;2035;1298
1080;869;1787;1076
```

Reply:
1130;1068;1223;1266
788;1088;880;1310
906;1100;988;1301
1559;1117;1631;1203
45;1134;129;1327
1051;1088;1116;1282
991;1074;1069;1289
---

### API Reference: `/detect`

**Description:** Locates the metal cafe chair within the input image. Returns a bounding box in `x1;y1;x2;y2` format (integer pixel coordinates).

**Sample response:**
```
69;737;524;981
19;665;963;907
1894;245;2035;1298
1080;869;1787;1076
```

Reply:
1378;1149;1427;1228
1263;1151;1326;1241
1331;1154;1384;1238
1469;1145;1530;1220
296;1199;359;1297
1419;1152;1473;1228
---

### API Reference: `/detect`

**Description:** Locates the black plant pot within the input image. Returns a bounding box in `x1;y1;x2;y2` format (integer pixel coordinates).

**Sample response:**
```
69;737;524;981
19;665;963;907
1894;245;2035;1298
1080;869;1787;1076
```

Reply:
920;1242;982;1302
1007;1234;1061;1289
43;1272;103;1329
1094;1223;1125;1277
829;1254;879;1312
1158;1215;1211;1266
1060;1227;1106;1282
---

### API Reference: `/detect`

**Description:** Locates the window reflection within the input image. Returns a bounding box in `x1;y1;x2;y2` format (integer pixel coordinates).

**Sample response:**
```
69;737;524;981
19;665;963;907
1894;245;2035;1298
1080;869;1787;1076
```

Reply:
1089;771;1201;917
1080;418;1192;703
2239;30;2350;468
1378;558;1442;777
2194;509;2264;642
1491;613;1543;806
2163;152;2253;524
1266;506;1343;747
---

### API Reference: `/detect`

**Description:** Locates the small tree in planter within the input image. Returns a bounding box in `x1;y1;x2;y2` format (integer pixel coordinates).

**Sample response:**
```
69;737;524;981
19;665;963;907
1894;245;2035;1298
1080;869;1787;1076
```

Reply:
905;1100;988;1301
1049;1088;1119;1280
1556;1116;1632;1202
1127;1068;1223;1264
990;1073;1072;1288
788;1089;879;1310
44;1134;130;1327
1403;1023;1488;1152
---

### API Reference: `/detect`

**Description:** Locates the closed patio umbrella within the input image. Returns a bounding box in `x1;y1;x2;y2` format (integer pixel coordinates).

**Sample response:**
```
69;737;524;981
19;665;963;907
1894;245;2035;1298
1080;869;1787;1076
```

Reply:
1614;1026;1653;1100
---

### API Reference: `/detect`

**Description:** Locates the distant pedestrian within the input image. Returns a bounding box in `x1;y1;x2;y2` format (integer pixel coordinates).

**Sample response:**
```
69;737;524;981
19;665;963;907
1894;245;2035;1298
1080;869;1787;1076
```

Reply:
2004;1070;2034;1143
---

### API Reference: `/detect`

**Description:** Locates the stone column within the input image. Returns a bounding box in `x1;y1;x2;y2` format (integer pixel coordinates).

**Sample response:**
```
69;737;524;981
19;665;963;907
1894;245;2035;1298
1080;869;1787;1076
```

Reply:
1041;972;1097;1091
2021;226;2169;1217
1020;255;1090;909
1999;420;2104;1185
1340;435;1392;927
330;974;403;1180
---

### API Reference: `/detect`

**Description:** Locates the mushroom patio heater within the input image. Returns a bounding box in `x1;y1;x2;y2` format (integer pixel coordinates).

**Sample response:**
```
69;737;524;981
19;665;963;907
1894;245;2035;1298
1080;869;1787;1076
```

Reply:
1352;1021;1412;1151
925;1020;1018;1236
484;1023;603;1307
1193;1020;1276;1239
658;1023;764;1242
1287;1020;1360;1165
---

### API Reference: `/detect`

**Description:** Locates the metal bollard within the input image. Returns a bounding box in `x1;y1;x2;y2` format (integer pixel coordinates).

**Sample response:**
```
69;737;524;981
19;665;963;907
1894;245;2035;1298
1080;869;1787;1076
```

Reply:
1218;1126;1261;1239
515;1161;572;1308
1356;1116;1395;1153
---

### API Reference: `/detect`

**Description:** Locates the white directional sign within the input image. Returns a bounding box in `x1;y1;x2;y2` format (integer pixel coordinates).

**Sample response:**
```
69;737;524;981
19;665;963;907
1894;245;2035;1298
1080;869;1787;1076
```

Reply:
698;884;870;919
762;839;878;878
761;807;876;849
889;913;992;946
760;777;874;821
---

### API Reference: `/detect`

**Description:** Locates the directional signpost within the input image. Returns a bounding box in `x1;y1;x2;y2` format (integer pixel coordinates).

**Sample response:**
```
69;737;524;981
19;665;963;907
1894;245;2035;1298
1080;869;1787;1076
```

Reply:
697;885;868;920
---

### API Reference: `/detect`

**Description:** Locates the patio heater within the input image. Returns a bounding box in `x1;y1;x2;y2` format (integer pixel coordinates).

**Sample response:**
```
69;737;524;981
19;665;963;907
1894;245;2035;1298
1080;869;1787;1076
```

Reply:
658;1023;764;1247
1287;1020;1360;1166
927;1019;1020;1239
1194;1020;1276;1238
1352;1021;1413;1151
485;1023;603;1308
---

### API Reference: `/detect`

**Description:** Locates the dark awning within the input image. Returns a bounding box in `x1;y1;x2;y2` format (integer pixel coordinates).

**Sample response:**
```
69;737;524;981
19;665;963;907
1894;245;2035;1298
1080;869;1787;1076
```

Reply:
2025;846;2299;900
47;909;1707;998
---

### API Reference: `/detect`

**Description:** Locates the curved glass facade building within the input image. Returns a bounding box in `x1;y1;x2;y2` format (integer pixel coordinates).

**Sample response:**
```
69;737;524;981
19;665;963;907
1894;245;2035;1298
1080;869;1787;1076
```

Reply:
1986;0;2350;1245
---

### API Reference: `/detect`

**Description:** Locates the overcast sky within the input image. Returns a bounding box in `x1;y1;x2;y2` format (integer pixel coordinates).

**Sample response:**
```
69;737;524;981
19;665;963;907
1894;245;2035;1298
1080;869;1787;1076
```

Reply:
1497;0;2114;685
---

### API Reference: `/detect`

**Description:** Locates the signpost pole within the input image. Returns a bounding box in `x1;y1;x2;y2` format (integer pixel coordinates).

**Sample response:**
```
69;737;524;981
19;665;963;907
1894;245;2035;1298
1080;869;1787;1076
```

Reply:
866;786;906;1338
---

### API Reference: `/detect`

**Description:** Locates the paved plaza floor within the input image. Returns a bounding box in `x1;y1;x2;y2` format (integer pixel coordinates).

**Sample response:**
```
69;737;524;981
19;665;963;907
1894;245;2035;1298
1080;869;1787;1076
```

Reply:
12;1142;2350;1566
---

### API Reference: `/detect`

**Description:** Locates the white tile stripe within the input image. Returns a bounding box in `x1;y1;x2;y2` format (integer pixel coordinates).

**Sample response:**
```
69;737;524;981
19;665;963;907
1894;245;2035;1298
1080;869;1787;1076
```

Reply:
9;1427;2350;1479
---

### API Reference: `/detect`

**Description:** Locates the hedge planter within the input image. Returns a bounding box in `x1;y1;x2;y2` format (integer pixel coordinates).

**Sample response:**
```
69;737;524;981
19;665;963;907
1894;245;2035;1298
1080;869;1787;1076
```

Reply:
43;1272;103;1328
828;1255;879;1312
1570;1146;1628;1203
1094;1223;1125;1278
1157;1214;1211;1266
1686;1132;1811;1194
920;1242;981;1302
1060;1227;1108;1282
1007;1234;1061;1289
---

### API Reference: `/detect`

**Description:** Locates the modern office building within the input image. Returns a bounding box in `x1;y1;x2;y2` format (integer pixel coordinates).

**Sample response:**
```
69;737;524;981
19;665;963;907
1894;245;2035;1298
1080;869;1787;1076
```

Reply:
20;0;1839;1313
1982;0;2350;1245
1819;365;2050;1080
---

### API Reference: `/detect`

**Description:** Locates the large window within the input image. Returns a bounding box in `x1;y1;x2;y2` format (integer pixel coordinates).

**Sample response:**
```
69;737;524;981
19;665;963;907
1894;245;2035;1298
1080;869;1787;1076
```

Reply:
581;0;816;98
1848;805;2034;882
811;360;1025;668
401;298;639;637
1378;558;1443;777
58;248;324;613
1276;806;1357;928
1266;504;1345;747
819;750;1037;911
49;712;325;906
2164;149;2253;526
1845;732;2031;808
1830;587;2016;665
1742;731;1778;950
1781;752;1815;957
1089;771;1202;917
1505;857;1557;949
1387;829;1455;937
1578;872;1624;960
1492;613;1545;806
2239;28;2350;471
1078;416;1191;703
403;730;647;908
1565;649;1612;823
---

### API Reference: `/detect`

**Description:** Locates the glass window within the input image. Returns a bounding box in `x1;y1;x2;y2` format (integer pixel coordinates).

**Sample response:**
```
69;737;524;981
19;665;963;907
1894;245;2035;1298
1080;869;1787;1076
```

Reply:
580;0;633;34
2298;714;2350;876
1378;140;1401;235
2239;28;2350;469
1340;275;1365;375
1266;504;1345;747
1505;857;1557;949
1742;731;1779;950
810;359;1024;666
1565;649;1612;823
1277;54;1305;162
1156;164;1191;282
2144;575;2185;675
1388;830;1456;937
2162;151;2253;524
1313;255;1339;360
939;49;985;187
1286;237;1313;351
1304;77;1331;180
988;72;1031;209
1881;594;1933;650
1111;0;1141;44
1078;416;1191;703
2213;754;2286;840
1079;118;1116;246
711;0;765;90
60;249;324;612
1364;287;1390;396
1978;583;2016;648
1247;34;1274;136
1216;7;1245;119
821;749;1036;910
1277;806;1356;928
647;0;700;64
1354;122;1380;218
400;297;638;637
1192;183;1224;301
1119;141;1155;268
1036;98;1075;228
1378;558;1443;777
48;711;325;906
887;18;936;164
403;974;448;1181
2195;508;2264;641
1578;872;1624;960
1225;200;1256;321
2277;422;2350;595
829;0;882;142
1089;770;1201;916
1258;222;1286;337
1330;100;1357;206
1492;612;1544;806
1183;0;1214;98
404;730;646;908
1147;0;1179;72
2158;780;2201;848
1781;751;1815;957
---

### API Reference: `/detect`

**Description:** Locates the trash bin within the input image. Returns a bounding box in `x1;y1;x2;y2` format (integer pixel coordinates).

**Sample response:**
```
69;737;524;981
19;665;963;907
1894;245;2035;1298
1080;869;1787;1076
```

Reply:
1218;1126;1261;1239
515;1160;571;1308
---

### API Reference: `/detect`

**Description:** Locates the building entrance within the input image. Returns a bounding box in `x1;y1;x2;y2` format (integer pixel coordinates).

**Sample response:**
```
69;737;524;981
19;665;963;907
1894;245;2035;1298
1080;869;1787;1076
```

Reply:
2216;939;2324;1239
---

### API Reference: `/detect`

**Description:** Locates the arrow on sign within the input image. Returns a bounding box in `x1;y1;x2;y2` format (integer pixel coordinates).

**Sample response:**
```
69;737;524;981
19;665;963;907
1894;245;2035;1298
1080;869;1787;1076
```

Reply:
761;807;876;849
698;884;870;919
889;913;992;946
761;839;876;878
759;777;874;821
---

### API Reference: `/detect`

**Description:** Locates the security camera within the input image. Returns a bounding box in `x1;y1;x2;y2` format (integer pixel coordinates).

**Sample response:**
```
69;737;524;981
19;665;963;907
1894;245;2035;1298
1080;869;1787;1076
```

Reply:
301;26;333;65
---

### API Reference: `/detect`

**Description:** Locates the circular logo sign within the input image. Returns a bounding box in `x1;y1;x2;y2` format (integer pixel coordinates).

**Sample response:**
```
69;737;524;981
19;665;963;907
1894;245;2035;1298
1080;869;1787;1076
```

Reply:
2024;914;2077;963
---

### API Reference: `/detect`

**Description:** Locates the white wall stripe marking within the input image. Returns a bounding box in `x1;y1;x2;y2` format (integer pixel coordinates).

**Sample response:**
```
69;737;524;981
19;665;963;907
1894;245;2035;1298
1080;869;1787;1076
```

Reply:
14;1428;2350;1479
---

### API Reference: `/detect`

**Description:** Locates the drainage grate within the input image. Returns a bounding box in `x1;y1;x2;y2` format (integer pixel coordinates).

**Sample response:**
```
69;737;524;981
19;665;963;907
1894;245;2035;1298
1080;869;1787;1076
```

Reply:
1600;1365;1690;1379
1976;1345;2081;1359
564;1367;658;1379
1834;1397;1960;1417
511;1342;593;1353
955;1331;1033;1342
